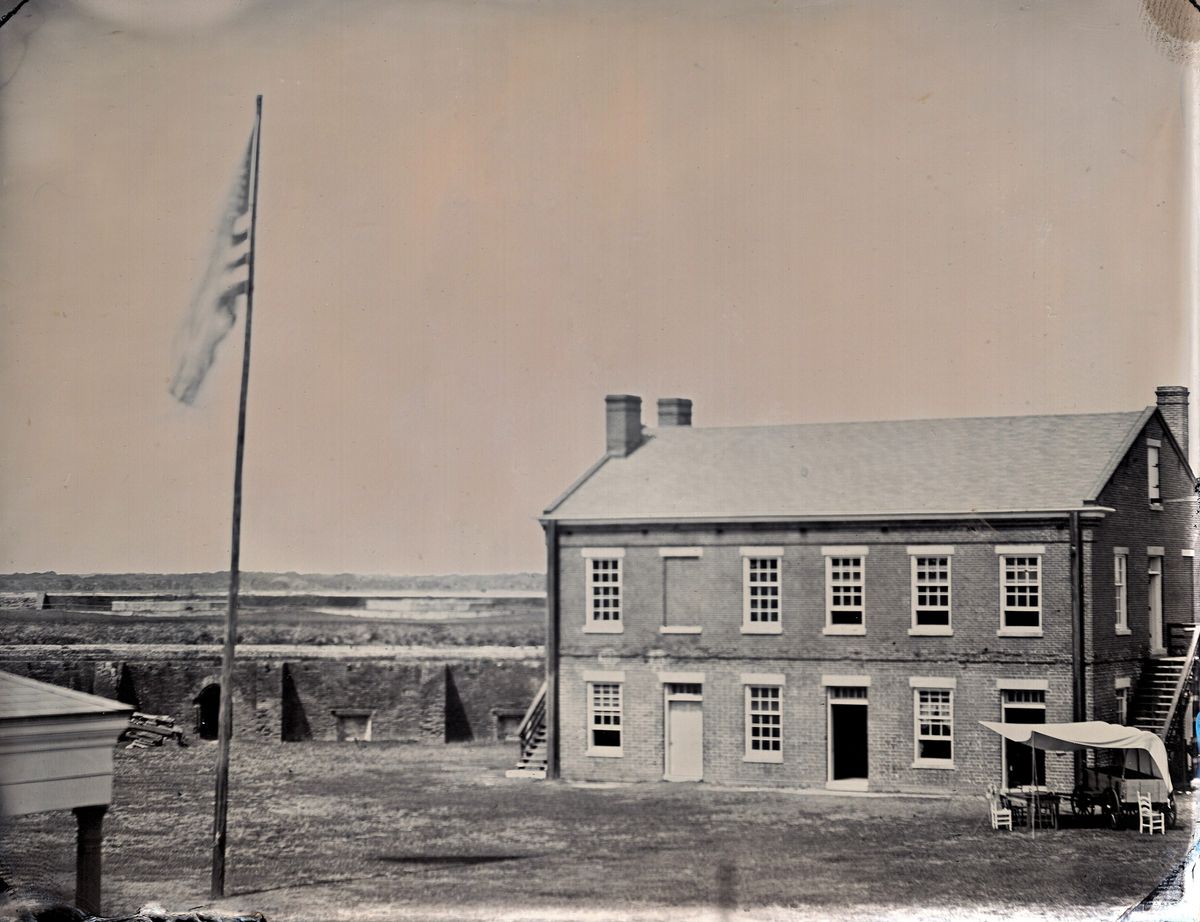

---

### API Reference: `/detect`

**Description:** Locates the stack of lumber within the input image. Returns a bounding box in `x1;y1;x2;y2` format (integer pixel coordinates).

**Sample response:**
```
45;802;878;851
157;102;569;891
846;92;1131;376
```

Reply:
10;904;265;922
118;713;188;749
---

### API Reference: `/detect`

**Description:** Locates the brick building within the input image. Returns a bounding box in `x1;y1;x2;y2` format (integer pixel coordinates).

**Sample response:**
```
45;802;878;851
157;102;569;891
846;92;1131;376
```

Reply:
520;387;1197;793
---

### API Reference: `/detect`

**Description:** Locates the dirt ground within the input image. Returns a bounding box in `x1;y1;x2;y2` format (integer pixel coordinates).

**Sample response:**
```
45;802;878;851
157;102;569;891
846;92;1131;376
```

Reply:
2;742;1195;922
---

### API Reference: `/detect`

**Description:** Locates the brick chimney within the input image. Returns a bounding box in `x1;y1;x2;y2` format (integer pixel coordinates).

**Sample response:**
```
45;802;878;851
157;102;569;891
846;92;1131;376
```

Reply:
606;394;643;456
1156;385;1189;462
657;397;693;427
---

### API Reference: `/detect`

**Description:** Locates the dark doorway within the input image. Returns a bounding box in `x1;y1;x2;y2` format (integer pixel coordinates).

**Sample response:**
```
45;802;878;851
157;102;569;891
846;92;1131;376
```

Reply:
115;663;140;710
830;702;869;781
194;684;221;740
1003;705;1046;788
281;664;312;742
444;666;473;742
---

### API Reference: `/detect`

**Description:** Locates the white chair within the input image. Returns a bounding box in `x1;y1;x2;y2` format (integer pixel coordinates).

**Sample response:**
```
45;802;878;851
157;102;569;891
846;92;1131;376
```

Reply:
987;783;1013;831
1138;793;1165;835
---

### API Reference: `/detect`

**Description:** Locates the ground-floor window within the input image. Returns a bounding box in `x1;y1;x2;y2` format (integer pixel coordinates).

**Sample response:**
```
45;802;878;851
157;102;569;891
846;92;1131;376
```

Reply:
587;682;623;755
913;689;953;766
744;685;783;762
1001;688;1045;787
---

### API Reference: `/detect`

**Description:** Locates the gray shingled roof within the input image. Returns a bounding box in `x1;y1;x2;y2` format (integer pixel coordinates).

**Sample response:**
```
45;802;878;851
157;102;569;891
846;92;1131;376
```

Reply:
0;670;132;721
546;409;1152;521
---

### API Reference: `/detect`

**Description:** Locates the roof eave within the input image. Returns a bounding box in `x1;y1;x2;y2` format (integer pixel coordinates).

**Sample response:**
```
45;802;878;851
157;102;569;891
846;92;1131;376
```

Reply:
541;452;614;517
540;507;1113;526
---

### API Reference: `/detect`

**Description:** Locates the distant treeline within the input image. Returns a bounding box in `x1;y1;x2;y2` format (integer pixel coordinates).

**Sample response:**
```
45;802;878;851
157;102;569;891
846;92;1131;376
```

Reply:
0;571;545;593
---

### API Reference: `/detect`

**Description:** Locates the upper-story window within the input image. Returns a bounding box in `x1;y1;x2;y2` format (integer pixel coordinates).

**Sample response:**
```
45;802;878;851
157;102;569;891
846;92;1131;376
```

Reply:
1114;548;1129;634
1148;439;1161;507
908;547;953;635
741;547;782;634
660;547;703;634
823;547;867;635
996;545;1043;636
582;548;624;634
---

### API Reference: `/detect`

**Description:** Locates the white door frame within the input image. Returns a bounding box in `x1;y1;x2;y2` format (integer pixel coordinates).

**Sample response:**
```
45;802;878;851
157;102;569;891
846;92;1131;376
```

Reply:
663;684;703;781
1000;696;1046;788
1149;555;1165;655
826;692;869;792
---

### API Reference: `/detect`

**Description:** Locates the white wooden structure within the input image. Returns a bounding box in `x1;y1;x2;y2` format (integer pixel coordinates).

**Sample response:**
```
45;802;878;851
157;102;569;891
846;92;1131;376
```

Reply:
0;670;132;915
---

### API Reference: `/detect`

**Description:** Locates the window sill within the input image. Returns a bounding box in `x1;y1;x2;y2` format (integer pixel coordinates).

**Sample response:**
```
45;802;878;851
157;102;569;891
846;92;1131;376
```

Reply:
583;623;624;634
908;626;953;636
586;747;623;758
1149;503;1163;512
741;623;782;635
1115;627;1132;636
997;627;1042;638
912;759;956;771
659;626;702;635
823;625;866;636
744;752;783;764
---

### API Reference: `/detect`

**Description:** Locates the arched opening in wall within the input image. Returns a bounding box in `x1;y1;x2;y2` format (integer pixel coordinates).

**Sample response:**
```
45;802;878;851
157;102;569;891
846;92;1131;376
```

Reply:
281;663;312;742
444;665;473;743
116;663;140;710
194;684;221;741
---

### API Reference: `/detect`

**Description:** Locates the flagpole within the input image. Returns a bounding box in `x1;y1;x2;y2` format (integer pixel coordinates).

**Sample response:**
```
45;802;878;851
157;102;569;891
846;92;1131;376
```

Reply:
212;94;263;901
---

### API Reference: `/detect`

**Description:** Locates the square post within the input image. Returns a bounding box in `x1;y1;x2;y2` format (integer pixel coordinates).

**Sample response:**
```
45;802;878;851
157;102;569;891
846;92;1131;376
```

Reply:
73;804;107;917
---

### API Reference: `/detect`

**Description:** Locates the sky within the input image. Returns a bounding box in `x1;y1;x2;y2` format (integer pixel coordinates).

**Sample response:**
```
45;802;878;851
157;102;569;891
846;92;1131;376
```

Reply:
0;0;1196;576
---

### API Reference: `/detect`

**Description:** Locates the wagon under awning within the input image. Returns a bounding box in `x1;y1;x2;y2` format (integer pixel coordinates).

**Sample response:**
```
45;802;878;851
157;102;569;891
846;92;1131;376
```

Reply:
979;720;1172;784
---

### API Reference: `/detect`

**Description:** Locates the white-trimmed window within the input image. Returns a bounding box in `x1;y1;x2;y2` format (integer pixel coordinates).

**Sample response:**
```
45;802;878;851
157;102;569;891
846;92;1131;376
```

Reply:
910;551;952;633
824;548;866;633
583;549;623;633
998;550;1042;634
587;681;622;755
1115;684;1129;726
1114;549;1129;634
744;685;783;762
1148;440;1161;506
1001;688;1046;707
913;689;954;766
741;548;782;634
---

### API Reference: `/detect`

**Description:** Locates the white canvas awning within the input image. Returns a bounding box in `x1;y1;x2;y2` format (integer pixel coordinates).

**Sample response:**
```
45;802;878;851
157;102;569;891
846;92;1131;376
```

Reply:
979;719;1171;784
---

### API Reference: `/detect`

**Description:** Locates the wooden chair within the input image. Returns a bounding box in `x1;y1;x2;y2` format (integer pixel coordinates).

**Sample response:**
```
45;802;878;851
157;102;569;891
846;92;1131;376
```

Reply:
1138;793;1165;835
987;783;1013;831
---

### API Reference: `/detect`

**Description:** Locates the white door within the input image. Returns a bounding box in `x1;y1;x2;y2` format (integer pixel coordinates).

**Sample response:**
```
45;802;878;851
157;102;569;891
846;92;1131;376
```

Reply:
665;700;704;781
1149;556;1164;654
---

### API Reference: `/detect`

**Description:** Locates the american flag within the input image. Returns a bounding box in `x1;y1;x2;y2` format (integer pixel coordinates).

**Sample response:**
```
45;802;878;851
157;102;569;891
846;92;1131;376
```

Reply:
169;122;258;405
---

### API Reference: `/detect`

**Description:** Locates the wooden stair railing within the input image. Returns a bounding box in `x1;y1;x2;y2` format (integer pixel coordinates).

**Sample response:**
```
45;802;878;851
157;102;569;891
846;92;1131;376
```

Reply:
1160;624;1200;743
516;680;547;754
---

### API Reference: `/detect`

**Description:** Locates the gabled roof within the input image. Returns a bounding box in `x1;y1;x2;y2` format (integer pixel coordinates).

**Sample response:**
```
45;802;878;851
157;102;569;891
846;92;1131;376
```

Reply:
0;670;132;722
546;408;1154;522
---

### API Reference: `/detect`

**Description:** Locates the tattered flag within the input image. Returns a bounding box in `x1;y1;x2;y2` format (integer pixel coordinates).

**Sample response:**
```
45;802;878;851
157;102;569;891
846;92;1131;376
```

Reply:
169;126;256;404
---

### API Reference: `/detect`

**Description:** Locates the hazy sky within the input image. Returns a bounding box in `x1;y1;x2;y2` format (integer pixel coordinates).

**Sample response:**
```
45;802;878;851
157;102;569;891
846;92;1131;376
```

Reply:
0;0;1194;576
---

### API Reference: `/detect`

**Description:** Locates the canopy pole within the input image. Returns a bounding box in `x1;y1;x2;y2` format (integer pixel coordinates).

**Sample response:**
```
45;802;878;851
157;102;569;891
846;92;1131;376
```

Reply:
1031;745;1037;839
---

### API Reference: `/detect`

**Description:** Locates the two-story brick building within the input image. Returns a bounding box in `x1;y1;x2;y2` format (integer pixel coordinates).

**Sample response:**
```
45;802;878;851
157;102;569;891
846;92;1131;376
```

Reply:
515;387;1197;794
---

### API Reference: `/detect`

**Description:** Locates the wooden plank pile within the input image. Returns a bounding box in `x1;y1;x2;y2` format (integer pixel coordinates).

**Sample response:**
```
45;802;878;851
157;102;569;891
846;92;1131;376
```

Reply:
118;712;189;749
8;901;266;922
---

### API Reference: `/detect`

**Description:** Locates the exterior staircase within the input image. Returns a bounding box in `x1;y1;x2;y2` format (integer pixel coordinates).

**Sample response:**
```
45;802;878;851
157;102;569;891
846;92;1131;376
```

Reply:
505;680;547;779
1130;624;1199;782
